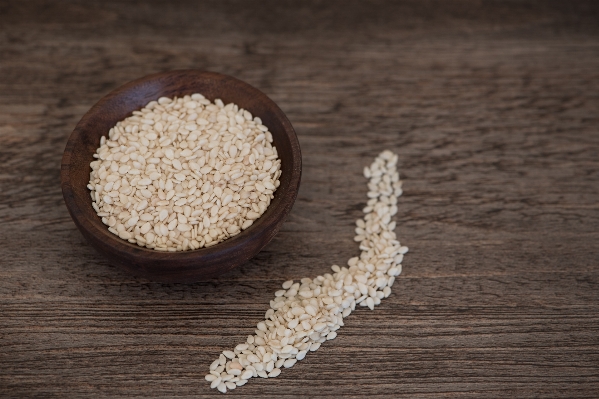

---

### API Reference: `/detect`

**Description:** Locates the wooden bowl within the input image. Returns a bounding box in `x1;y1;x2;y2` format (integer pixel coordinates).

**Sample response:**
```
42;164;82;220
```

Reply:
61;70;301;282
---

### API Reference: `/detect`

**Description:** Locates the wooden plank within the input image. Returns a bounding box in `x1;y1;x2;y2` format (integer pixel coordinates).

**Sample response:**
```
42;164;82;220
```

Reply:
1;0;598;397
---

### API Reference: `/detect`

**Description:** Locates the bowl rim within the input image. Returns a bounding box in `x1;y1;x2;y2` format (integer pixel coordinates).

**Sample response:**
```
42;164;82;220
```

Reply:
61;69;301;280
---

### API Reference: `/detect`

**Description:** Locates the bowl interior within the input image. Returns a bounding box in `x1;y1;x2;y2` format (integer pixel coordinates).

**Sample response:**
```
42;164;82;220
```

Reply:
62;70;301;282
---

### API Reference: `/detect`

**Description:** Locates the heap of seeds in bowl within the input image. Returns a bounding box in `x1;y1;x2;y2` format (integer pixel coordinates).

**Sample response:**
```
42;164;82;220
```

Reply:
205;150;406;393
88;94;281;251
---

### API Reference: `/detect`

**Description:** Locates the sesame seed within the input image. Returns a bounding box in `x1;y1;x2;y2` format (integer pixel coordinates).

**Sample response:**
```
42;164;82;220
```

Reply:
240;370;253;380
89;95;280;251
268;368;281;378
210;377;221;389
206;151;406;392
216;382;227;393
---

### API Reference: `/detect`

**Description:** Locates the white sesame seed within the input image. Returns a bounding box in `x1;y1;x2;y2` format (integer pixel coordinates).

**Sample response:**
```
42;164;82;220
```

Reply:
267;368;281;378
288;318;299;329
305;342;320;353
289;307;303;316
89;95;280;252
206;151;406;392
210;377;222;389
246;354;260;363
118;231;131;240
304;305;317;316
282;280;293;289
296;350;308;361
240;370;253;380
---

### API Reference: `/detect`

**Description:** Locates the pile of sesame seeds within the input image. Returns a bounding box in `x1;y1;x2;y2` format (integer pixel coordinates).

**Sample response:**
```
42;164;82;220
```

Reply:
205;150;406;393
88;94;281;251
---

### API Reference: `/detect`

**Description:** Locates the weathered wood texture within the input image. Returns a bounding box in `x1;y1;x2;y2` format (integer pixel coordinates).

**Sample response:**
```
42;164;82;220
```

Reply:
1;1;598;397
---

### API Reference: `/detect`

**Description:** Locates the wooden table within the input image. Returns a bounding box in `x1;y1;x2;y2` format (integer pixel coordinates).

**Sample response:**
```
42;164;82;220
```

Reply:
2;1;598;397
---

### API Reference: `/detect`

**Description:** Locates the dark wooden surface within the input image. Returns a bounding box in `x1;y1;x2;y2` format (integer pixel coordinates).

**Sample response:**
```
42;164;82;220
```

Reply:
1;1;599;397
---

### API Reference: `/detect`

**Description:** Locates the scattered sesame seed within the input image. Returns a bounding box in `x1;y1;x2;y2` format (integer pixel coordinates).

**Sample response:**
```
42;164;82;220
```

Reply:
206;151;406;392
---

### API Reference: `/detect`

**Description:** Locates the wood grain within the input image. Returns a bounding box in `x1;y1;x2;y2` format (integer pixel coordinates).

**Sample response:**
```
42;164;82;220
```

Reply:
1;0;599;397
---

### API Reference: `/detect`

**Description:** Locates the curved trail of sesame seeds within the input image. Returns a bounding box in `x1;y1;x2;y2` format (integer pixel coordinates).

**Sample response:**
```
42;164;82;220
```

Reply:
205;150;406;393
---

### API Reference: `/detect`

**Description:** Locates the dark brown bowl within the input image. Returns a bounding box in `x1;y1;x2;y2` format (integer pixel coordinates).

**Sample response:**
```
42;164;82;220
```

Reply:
61;70;301;282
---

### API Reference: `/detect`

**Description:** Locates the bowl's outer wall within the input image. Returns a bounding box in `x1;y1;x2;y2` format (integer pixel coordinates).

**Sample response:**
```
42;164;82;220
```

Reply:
61;70;301;282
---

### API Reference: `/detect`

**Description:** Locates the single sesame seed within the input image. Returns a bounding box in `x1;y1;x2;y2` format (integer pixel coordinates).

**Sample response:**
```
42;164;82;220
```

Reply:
268;368;281;378
240;370;253;380
216;382;227;393
210;377;221;389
